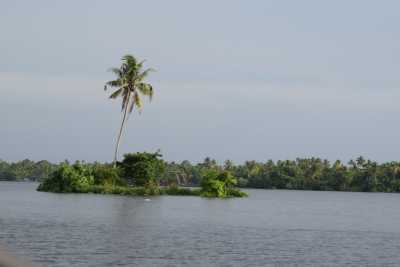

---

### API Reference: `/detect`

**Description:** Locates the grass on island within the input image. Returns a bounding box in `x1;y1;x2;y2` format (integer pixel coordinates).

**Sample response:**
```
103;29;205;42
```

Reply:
38;183;247;198
37;183;247;198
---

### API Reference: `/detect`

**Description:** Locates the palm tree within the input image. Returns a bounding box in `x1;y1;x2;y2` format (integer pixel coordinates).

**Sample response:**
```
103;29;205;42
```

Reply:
104;54;154;167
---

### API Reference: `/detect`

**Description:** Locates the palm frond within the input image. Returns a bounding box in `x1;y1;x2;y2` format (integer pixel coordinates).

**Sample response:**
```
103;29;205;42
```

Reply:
137;83;153;100
105;79;122;88
137;60;146;70
108;68;123;78
109;88;123;99
128;96;135;113
133;92;142;110
136;68;155;82
122;54;137;66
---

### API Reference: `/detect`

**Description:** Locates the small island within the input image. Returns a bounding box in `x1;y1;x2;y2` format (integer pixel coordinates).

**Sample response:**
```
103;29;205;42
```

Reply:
37;152;247;198
35;55;247;198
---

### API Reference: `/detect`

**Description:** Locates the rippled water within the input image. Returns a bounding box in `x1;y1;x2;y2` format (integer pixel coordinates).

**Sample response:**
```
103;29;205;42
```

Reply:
1;182;400;266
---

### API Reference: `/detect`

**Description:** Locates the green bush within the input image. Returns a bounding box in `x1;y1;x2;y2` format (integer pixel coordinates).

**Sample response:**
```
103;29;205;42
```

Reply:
92;164;125;186
119;151;165;186
37;162;94;193
200;170;247;198
226;188;248;197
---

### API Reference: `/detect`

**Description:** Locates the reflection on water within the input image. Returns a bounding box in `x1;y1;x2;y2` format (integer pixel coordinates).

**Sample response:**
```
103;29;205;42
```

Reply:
1;182;400;266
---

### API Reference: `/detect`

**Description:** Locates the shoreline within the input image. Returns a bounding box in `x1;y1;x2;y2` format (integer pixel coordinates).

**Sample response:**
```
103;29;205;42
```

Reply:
36;184;247;198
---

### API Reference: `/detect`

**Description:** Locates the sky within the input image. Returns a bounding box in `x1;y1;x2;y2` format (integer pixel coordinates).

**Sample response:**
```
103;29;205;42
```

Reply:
1;0;400;163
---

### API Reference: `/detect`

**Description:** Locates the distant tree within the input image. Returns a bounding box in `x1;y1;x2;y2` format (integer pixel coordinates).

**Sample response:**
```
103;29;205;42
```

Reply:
104;54;155;166
223;159;235;172
31;160;54;181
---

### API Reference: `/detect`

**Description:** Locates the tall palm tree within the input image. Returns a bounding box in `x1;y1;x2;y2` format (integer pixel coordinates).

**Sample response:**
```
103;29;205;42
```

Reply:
104;54;154;166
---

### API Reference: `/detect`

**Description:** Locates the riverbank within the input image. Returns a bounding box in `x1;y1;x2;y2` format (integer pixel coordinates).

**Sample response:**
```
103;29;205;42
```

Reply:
37;184;199;196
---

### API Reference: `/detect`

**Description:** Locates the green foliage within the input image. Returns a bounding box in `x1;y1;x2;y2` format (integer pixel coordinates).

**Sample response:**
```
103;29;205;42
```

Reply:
92;163;125;186
32;155;400;197
43;184;200;197
119;152;165;186
37;162;94;193
161;157;400;193
226;188;248;197
216;171;237;187
161;160;202;186
200;170;246;198
104;54;155;113
0;159;57;181
0;168;16;181
237;177;248;187
201;170;226;198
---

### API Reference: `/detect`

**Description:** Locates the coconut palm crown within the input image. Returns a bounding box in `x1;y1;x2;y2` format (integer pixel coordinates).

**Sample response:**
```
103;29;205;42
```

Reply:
104;54;154;166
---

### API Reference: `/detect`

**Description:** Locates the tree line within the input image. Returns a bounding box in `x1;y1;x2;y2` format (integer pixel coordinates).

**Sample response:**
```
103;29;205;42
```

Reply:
162;156;400;192
3;156;400;193
0;159;58;181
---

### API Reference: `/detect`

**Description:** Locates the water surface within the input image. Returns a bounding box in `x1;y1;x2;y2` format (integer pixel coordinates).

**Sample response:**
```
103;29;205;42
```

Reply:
1;182;400;266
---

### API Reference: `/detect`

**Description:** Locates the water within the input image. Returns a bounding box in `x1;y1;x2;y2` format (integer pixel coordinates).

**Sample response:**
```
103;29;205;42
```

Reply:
1;182;400;266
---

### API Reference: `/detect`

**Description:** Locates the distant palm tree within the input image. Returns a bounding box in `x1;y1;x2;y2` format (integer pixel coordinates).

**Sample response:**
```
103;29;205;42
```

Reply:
104;54;154;166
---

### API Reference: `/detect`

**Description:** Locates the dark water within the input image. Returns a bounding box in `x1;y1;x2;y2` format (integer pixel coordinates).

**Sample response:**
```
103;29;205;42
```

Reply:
1;182;400;266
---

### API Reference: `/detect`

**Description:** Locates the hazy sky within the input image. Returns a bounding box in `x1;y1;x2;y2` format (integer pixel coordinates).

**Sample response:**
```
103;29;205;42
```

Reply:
1;0;400;163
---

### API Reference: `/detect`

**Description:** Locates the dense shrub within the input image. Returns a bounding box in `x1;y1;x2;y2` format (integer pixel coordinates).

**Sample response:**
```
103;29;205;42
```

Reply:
226;188;248;197
200;170;247;198
119;152;165;186
37;162;94;193
92;164;125;186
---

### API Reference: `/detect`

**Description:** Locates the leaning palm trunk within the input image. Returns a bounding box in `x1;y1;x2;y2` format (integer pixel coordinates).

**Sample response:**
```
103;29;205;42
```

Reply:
113;95;130;167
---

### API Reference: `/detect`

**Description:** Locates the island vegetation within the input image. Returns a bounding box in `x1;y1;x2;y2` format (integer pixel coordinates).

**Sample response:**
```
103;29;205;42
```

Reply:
35;152;247;198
